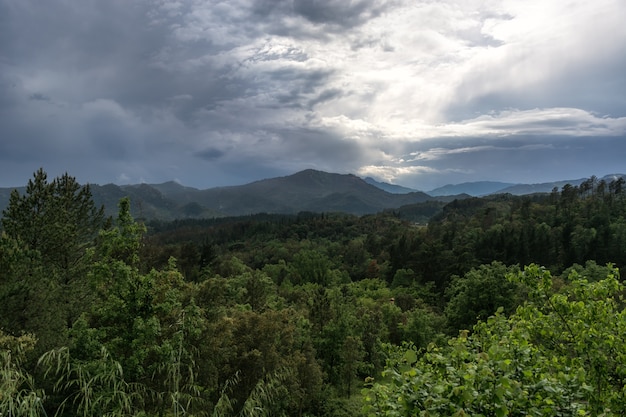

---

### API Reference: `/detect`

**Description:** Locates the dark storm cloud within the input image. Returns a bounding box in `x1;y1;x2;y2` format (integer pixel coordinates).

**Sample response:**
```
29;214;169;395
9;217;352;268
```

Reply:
28;93;50;102
248;0;391;36
292;0;388;28
1;0;625;189
0;0;260;184
179;122;370;191
195;147;226;161
1;2;163;95
262;68;337;109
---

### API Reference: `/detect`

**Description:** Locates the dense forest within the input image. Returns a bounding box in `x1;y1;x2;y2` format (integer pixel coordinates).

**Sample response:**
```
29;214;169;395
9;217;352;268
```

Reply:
2;169;626;416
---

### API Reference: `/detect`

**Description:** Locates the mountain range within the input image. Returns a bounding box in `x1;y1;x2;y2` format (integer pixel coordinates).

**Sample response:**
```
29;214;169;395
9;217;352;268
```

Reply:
94;170;450;219
0;170;623;220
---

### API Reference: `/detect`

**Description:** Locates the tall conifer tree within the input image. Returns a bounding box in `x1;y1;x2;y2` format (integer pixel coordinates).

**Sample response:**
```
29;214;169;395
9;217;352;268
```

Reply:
0;169;105;351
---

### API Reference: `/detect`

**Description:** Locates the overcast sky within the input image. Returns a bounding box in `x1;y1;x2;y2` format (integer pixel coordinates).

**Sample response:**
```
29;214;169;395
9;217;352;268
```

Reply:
1;0;625;190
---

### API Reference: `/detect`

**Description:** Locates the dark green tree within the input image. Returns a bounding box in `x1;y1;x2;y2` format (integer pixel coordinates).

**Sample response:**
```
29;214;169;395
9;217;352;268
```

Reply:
444;261;521;333
2;169;104;270
0;169;105;351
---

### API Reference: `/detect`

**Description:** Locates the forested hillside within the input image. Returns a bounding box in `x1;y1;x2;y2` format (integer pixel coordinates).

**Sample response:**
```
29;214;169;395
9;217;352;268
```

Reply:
2;170;626;416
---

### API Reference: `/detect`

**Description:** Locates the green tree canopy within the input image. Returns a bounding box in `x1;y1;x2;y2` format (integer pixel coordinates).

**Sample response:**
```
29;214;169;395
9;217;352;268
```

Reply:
364;264;626;416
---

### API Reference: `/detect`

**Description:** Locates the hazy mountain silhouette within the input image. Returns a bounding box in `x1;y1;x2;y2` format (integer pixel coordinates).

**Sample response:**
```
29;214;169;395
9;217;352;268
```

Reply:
428;181;516;196
1;170;623;220
88;169;439;219
495;175;626;195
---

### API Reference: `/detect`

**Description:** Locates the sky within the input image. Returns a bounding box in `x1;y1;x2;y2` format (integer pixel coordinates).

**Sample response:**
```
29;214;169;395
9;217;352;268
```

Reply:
1;0;626;191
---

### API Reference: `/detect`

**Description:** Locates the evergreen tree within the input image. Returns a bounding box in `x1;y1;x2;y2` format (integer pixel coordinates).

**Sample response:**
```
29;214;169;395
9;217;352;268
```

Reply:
0;169;105;351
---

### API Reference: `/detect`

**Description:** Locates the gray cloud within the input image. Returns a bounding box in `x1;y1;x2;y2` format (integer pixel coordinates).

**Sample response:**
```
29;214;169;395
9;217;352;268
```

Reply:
292;0;388;28
362;135;626;191
0;0;625;190
245;0;392;37
307;88;344;108
195;147;226;161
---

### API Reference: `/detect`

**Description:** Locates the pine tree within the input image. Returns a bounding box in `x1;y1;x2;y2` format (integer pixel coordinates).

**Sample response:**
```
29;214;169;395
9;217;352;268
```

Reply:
0;169;105;351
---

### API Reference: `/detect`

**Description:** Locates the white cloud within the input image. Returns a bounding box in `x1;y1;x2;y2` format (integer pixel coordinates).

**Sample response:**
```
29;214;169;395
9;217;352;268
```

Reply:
443;108;626;137
1;0;626;188
407;143;556;163
357;165;442;183
145;0;626;144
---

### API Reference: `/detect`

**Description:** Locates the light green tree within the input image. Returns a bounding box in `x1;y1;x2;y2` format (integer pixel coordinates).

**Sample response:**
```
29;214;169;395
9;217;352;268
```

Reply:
364;264;626;416
0;331;45;416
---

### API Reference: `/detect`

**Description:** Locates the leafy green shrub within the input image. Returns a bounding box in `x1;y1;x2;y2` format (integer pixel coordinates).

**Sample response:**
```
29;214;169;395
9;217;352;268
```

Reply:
364;264;626;416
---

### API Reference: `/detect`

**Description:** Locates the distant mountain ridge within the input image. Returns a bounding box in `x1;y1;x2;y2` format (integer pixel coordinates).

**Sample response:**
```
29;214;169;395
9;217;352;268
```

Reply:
0;170;445;219
427;181;516;197
423;174;626;196
0;170;624;220
154;169;437;217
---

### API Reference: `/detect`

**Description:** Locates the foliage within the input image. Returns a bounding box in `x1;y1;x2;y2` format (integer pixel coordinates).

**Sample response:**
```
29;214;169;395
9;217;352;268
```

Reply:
4;170;626;416
0;169;105;352
39;346;144;417
364;264;626;416
444;262;521;333
0;331;44;417
1;169;104;262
